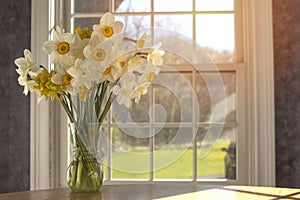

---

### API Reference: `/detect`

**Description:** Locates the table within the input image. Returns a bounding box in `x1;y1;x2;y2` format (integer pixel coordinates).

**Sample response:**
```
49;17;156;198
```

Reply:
0;184;300;200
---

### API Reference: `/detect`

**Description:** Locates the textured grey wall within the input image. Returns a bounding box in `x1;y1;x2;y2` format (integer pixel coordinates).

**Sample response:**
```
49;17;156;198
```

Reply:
273;0;300;188
0;0;31;193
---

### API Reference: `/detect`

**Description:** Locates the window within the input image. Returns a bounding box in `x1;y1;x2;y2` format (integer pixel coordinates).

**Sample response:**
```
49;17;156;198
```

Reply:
30;0;275;189
71;0;236;63
63;0;241;183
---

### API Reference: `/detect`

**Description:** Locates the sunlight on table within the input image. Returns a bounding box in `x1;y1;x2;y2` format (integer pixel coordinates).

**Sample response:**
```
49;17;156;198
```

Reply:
154;186;300;200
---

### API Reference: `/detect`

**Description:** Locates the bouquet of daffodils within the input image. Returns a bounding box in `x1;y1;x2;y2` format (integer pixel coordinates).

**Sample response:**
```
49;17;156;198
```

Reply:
14;12;164;192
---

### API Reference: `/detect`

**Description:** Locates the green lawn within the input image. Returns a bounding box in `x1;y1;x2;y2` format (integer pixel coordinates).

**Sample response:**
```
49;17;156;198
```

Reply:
103;140;230;179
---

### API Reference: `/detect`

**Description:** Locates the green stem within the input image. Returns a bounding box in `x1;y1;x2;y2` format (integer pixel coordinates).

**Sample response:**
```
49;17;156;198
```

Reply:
98;92;115;124
58;88;112;191
95;81;109;120
73;132;102;191
59;94;75;123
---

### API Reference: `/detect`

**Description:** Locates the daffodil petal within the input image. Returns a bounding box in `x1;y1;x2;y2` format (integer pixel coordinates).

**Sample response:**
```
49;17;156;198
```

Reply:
112;21;124;33
14;57;27;68
63;33;75;44
24;49;32;61
67;67;79;78
100;12;115;25
43;41;56;54
51;73;63;84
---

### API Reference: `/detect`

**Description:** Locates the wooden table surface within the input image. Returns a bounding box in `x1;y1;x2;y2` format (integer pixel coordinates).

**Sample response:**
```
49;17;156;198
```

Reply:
0;184;300;200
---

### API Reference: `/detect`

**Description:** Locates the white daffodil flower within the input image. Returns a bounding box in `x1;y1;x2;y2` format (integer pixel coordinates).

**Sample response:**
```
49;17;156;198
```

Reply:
15;49;40;77
67;58;100;90
14;49;40;95
92;12;123;39
126;55;146;72
147;42;165;65
132;82;150;103
136;33;152;49
137;64;160;85
101;61;126;82
112;72;136;108
83;34;105;59
129;64;160;103
73;35;89;60
83;35;125;82
43;26;77;69
51;72;74;94
105;52;132;81
17;75;36;95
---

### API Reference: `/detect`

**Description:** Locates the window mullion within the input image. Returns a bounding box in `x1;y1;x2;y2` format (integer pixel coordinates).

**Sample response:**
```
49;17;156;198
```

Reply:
192;0;196;41
109;0;113;12
192;69;198;182
235;0;244;63
150;85;154;181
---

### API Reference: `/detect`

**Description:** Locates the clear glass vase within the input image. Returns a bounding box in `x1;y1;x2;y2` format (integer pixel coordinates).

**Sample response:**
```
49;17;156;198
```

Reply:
67;123;104;192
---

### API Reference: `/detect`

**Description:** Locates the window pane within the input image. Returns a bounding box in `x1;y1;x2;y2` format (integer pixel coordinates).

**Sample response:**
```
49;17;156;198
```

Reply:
74;18;99;30
100;126;110;180
74;0;109;13
154;0;192;12
111;93;150;124
154;15;193;39
163;52;192;65
154;72;193;123
111;127;150;179
195;72;236;123
115;15;151;33
196;0;234;11
128;93;150;123
197;126;236;179
196;14;235;63
115;0;150;12
154;128;193;179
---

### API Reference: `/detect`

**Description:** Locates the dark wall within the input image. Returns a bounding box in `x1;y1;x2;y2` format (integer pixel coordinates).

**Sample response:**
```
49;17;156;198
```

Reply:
0;0;31;193
273;0;300;188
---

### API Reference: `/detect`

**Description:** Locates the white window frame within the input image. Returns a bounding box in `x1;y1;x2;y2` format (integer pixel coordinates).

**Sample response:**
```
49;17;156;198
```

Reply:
30;0;50;190
31;0;69;189
30;0;275;189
